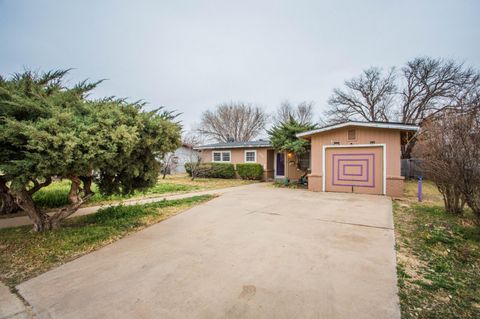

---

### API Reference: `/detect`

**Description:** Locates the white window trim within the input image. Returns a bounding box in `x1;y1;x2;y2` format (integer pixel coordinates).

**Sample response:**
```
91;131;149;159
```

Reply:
212;150;231;163
321;144;387;195
244;150;257;163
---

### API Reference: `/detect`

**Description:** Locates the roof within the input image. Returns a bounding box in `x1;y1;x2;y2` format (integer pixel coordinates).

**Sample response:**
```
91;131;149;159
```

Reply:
194;140;272;150
296;121;419;138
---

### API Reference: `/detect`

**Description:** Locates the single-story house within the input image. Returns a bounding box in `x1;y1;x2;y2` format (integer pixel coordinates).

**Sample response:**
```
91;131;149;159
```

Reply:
195;121;418;197
296;121;419;197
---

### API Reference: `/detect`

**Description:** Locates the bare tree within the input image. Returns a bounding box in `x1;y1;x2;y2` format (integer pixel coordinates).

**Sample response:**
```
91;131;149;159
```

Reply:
273;100;315;125
198;102;267;142
325;57;480;158
400;57;479;124
160;152;178;179
414;108;480;221
326;67;396;123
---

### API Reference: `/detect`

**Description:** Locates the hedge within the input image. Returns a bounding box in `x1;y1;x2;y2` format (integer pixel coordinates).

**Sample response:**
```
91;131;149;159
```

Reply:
185;162;236;179
236;163;264;180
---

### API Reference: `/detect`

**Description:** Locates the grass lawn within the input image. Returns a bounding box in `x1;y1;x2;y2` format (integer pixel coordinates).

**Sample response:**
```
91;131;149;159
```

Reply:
394;180;480;319
29;174;255;209
0;195;214;288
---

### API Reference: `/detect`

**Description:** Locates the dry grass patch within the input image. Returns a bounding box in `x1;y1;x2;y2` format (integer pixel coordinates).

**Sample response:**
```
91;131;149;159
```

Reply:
394;180;480;319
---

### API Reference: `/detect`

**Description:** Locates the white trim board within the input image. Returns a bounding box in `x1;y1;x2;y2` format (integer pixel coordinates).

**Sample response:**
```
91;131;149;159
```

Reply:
322;144;387;195
297;122;418;138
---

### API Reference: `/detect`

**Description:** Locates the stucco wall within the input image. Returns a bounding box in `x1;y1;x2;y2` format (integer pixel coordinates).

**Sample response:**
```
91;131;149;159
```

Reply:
308;127;404;196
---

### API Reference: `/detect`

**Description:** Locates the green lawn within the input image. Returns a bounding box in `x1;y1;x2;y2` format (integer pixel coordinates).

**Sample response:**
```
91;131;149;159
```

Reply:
30;174;256;209
32;180;199;208
0;195;213;288
394;180;480;319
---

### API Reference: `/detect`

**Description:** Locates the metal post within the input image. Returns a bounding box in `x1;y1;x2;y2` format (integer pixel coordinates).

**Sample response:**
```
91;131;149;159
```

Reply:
418;176;423;202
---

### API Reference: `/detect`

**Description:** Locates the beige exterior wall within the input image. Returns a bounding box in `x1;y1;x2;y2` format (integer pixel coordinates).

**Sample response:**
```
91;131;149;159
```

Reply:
199;147;273;181
308;127;404;196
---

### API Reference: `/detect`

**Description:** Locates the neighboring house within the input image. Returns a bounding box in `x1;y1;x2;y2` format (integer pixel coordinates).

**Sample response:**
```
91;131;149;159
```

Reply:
171;143;198;174
296;121;419;197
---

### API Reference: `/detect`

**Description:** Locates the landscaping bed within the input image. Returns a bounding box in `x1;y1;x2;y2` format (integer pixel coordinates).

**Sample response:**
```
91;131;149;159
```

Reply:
0;195;214;288
394;180;480;319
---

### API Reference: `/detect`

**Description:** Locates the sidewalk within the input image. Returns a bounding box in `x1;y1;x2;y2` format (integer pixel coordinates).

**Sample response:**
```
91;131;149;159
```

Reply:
0;183;263;229
0;283;29;319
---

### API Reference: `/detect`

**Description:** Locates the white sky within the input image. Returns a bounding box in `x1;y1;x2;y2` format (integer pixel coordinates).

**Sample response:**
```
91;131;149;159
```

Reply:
1;0;479;135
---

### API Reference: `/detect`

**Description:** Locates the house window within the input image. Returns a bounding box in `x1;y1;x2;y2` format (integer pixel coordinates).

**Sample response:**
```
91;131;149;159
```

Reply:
348;129;356;140
212;151;231;162
213;152;221;162
222;151;230;162
245;150;256;163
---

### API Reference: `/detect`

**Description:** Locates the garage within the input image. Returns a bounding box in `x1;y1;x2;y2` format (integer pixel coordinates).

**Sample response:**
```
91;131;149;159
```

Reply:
296;121;419;197
324;145;385;195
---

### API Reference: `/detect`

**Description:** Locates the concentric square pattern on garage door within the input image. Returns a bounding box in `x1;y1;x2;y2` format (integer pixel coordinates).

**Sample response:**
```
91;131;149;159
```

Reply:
332;153;376;188
325;146;384;195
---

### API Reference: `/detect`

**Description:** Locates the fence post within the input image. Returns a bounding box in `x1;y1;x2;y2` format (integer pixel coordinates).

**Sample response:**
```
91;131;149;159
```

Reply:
418;176;423;202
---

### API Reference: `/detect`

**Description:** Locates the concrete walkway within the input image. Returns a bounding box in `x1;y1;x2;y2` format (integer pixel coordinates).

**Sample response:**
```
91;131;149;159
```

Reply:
0;184;257;229
17;184;400;319
0;283;29;319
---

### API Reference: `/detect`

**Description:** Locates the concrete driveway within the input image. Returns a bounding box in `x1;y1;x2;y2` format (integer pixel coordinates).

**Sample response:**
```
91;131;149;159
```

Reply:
17;184;400;319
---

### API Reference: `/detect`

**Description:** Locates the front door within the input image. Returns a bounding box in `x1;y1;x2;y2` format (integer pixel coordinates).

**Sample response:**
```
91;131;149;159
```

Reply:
276;152;285;177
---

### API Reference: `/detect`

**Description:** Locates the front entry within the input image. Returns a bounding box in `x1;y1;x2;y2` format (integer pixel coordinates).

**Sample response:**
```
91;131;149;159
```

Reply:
275;152;285;177
324;146;384;195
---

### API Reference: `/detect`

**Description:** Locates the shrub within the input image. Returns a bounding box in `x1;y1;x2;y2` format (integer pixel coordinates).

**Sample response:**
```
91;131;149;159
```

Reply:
210;163;236;178
185;163;235;179
236;163;264;180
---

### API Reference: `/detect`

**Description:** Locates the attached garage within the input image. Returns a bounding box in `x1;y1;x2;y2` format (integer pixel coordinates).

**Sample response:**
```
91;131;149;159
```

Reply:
297;122;419;197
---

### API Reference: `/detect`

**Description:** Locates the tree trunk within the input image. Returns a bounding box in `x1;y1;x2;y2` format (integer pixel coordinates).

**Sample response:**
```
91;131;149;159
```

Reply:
0;177;20;214
49;193;92;229
13;189;53;231
68;176;82;204
0;192;19;215
80;175;94;196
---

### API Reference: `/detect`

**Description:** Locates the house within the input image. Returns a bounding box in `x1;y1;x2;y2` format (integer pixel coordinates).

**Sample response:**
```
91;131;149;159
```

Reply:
296;121;419;197
171;143;198;174
195;121;418;197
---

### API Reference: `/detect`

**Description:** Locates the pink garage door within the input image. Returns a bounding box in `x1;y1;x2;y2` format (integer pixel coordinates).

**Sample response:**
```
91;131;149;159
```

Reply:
325;146;384;195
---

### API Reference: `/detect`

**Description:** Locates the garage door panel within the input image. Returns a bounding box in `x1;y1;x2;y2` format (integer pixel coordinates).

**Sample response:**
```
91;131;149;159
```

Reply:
325;147;383;195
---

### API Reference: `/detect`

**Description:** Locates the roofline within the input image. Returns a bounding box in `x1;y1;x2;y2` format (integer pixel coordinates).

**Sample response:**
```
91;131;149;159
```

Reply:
296;121;419;138
194;144;272;150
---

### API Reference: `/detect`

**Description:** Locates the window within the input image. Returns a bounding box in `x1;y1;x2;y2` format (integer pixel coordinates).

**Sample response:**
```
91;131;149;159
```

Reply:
347;129;356;140
213;152;221;162
222;151;230;162
245;150;256;163
212;151;231;162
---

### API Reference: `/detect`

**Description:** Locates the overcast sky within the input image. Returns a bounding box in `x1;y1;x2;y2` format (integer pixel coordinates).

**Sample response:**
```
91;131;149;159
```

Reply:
1;0;479;134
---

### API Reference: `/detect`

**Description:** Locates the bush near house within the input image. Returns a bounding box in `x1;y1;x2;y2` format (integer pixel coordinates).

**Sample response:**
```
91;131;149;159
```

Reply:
236;164;263;180
185;163;236;179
